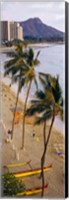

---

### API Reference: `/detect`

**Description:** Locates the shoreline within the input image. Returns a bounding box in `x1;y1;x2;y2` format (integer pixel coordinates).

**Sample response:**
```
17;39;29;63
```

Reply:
1;41;65;52
28;41;65;47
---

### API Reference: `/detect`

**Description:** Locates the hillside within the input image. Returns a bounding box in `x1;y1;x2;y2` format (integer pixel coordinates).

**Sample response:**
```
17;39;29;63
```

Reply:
20;17;64;42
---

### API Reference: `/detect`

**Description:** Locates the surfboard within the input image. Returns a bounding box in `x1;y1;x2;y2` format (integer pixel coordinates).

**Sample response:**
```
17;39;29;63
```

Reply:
5;160;31;168
14;164;52;178
17;184;48;196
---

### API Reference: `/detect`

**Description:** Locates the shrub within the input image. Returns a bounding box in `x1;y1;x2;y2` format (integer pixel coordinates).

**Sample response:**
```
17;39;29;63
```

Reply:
2;172;25;197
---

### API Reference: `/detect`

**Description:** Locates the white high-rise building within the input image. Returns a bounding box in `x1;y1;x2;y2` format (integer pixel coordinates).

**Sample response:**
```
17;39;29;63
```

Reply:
1;21;23;41
17;23;23;40
7;22;10;41
10;22;14;40
19;26;23;40
1;21;10;41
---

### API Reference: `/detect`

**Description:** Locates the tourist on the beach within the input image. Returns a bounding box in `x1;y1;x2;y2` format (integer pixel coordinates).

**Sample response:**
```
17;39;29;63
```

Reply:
6;129;12;142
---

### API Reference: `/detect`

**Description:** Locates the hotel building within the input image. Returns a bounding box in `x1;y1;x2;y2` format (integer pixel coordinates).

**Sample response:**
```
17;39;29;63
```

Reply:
1;21;23;41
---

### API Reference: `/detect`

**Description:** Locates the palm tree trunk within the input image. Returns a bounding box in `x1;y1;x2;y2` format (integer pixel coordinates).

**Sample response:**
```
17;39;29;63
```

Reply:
11;84;20;140
41;115;55;197
46;115;55;151
21;80;32;149
41;120;46;197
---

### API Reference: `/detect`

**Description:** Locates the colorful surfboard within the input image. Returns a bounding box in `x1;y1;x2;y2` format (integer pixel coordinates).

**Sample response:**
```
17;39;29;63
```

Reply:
14;164;52;178
5;160;31;168
17;184;48;196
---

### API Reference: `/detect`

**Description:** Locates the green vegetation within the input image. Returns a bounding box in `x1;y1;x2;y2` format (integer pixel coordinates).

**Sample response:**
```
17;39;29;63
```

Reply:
2;172;25;197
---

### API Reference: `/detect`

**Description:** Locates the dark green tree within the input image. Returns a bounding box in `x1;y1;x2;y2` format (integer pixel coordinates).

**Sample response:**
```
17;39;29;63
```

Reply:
2;172;25;197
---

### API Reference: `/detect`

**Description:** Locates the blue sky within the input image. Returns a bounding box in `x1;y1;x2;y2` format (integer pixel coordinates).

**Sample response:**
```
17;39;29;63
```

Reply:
1;2;65;32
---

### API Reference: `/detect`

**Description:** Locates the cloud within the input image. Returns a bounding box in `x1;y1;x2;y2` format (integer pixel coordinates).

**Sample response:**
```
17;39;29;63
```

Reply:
1;2;65;31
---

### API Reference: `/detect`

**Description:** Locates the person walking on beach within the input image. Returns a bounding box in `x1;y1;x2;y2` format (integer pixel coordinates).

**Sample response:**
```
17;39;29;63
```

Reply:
6;129;12;142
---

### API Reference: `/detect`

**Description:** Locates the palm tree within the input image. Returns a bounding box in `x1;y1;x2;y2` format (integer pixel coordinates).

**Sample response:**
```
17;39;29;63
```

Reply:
4;42;29;139
21;48;40;149
26;73;63;197
10;75;25;140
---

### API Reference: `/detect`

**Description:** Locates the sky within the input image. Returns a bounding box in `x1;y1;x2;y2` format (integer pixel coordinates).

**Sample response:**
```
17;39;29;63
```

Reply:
1;2;65;32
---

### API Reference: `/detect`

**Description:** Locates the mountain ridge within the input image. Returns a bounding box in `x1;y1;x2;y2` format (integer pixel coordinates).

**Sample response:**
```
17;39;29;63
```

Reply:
19;17;64;42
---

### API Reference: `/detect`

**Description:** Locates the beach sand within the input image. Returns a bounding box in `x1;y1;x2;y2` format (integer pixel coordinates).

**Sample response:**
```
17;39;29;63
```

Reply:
1;83;65;198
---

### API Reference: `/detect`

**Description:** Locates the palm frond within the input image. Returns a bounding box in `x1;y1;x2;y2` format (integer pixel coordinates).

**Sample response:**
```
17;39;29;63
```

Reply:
4;58;18;69
35;110;52;125
4;65;17;76
19;78;25;92
26;102;46;116
5;51;18;58
60;98;64;107
51;77;62;103
33;76;38;90
26;97;52;117
39;73;52;90
26;106;37;116
26;48;34;66
35;50;40;59
35;90;46;100
39;74;46;86
34;50;40;66
34;59;40;66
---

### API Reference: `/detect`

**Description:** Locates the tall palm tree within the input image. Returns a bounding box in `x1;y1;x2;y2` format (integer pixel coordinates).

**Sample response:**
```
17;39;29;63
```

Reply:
21;48;40;149
4;43;29;139
26;73;63;197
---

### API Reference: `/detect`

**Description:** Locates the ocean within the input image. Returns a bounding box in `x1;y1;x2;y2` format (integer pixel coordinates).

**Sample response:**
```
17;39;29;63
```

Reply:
1;43;65;134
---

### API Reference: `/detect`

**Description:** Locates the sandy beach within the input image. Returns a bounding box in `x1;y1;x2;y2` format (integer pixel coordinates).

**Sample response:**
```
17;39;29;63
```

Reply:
0;82;65;198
